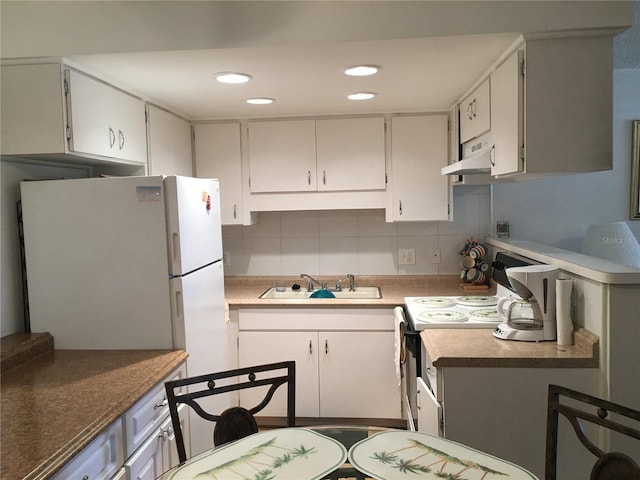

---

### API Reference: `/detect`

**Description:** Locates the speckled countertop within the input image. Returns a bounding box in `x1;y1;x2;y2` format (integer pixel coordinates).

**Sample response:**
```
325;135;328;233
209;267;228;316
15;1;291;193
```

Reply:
421;327;599;368
224;275;494;307
0;333;187;480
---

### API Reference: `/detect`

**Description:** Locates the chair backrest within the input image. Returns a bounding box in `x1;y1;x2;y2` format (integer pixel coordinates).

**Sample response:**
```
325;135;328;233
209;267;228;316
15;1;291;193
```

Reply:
165;360;296;463
545;384;640;480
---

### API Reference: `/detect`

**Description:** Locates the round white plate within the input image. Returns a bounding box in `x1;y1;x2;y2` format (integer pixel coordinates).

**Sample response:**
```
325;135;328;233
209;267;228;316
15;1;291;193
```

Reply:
416;310;468;322
412;297;457;308
455;295;498;307
468;308;501;322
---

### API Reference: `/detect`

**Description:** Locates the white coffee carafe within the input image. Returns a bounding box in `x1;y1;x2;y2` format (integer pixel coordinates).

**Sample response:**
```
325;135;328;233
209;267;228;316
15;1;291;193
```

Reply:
494;265;559;341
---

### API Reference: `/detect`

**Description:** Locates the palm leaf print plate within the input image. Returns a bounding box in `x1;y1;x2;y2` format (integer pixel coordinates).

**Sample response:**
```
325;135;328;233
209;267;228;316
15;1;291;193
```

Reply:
348;431;538;480
416;310;468;322
168;428;347;480
455;296;498;307
412;298;457;308
467;308;501;322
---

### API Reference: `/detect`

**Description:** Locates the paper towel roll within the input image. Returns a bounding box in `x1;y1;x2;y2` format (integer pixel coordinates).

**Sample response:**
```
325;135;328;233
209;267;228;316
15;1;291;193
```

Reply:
556;279;573;345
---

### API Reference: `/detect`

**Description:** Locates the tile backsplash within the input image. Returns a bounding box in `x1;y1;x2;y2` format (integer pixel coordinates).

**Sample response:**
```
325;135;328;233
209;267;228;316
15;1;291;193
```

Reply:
222;186;491;276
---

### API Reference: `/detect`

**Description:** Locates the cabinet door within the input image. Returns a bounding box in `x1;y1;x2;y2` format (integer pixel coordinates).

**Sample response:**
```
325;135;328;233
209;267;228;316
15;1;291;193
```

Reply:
161;405;190;474
416;377;443;437
490;50;524;177
319;331;402;419
67;69;115;158
51;418;124;480
194;123;244;224
391;115;449;221
458;79;491;144
248;119;317;192
147;105;193;176
316;117;385;191
238;331;320;417
124;428;165;480
112;87;147;163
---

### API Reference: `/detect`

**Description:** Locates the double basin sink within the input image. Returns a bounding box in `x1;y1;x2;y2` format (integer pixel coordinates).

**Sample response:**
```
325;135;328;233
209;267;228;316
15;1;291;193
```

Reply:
260;286;382;299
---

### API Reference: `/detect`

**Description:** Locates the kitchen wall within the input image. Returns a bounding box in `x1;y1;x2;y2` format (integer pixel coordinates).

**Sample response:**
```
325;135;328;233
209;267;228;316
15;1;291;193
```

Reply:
222;186;490;276
492;3;640;254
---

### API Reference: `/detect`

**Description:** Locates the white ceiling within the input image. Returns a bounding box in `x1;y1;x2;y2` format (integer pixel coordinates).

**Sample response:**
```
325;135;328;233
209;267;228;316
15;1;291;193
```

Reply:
69;33;519;121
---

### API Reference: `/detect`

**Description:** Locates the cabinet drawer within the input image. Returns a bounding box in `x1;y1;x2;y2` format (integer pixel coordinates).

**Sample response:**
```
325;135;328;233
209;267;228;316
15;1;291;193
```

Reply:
51;418;124;480
124;364;186;457
238;308;393;331
459;79;491;144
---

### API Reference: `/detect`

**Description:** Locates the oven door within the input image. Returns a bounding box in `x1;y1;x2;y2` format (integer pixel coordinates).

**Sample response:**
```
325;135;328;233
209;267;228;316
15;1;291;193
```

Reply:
402;308;422;431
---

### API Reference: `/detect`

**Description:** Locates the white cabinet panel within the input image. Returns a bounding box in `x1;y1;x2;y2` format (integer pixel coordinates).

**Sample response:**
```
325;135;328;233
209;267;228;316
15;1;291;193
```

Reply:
391;115;449;221
124;428;165;480
147;104;193;176
238;330;320;417
248;119;317;192
416;377;442;437
194;122;245;224
52;418;124;480
458;79;490;144
316;117;385;191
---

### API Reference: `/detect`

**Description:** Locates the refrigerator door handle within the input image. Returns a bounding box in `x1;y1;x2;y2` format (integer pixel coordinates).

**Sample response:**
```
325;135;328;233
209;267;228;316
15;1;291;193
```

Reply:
172;233;181;263
175;290;183;321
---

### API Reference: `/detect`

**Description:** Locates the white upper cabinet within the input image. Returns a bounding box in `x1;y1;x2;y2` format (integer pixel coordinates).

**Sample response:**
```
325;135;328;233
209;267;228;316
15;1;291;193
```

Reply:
490;35;613;178
1;63;147;165
391;115;449;221
315;117;386;191
248;119;317;193
66;69;147;163
194;122;245;225
146;104;193;176
458;79;490;144
248;117;386;194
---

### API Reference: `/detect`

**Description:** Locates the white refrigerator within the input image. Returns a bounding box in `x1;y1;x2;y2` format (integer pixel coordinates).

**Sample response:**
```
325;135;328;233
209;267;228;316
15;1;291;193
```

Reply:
20;175;232;455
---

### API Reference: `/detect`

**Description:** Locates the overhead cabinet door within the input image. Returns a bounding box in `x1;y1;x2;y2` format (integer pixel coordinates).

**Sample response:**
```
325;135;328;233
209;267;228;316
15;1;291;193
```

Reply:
248;119;317;192
458;79;491;144
315;117;386;191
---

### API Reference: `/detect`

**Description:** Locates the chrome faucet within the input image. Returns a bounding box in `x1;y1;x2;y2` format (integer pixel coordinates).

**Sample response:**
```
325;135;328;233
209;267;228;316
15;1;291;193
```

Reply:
300;273;326;291
335;274;355;292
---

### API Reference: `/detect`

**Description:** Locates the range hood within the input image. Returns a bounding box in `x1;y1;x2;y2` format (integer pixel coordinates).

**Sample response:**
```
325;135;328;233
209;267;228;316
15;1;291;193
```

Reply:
441;147;492;175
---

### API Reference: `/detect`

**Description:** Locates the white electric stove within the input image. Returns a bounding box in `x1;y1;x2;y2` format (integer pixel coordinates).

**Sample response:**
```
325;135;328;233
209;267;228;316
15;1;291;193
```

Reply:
404;295;501;331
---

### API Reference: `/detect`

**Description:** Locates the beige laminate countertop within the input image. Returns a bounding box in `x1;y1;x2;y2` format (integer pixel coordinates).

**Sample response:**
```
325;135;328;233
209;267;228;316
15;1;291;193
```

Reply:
225;275;495;307
421;327;599;368
0;334;188;480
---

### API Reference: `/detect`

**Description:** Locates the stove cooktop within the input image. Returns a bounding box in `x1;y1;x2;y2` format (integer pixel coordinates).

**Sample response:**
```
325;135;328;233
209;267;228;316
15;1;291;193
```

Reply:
404;295;501;330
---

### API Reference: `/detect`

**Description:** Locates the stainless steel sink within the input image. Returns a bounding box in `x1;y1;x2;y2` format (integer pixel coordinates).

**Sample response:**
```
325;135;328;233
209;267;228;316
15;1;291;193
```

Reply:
259;286;382;299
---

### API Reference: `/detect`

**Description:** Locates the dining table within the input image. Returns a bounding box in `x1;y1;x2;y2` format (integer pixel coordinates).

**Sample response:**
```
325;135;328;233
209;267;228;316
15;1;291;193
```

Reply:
157;425;539;480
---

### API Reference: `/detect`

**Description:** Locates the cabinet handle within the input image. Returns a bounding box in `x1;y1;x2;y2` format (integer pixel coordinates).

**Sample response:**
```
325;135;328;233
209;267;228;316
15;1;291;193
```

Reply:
490;145;496;167
108;127;116;148
466;102;473;120
325;339;328;354
154;398;168;411
398;200;403;216
309;339;312;355
323;170;326;185
471;98;477;118
118;129;125;150
307;170;311;185
159;426;173;441
233;204;237;219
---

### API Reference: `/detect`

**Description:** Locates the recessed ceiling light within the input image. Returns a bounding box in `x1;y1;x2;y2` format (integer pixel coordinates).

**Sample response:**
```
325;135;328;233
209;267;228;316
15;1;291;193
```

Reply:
344;65;381;77
347;92;377;101
215;72;252;84
246;97;275;105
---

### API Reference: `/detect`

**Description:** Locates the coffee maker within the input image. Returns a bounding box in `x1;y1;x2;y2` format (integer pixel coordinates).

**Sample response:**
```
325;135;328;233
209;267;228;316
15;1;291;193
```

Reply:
494;264;559;341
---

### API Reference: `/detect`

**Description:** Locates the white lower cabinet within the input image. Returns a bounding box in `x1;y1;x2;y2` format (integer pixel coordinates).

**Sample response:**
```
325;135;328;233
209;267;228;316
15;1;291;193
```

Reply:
416;377;442;437
52;364;187;480
237;308;402;420
52;418;124;480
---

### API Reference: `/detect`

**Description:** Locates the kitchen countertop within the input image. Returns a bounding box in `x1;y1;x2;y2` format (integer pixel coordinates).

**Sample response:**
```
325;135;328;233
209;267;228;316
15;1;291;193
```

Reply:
0;333;188;480
225;275;496;307
421;327;599;368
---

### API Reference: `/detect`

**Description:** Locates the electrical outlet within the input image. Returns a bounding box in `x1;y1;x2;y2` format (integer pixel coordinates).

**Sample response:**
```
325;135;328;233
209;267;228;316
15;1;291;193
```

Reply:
398;248;416;265
431;248;441;264
223;251;230;266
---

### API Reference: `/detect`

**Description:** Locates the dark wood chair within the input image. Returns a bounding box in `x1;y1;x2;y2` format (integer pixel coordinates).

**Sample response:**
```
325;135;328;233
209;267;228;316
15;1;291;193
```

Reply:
165;361;296;463
545;384;640;480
